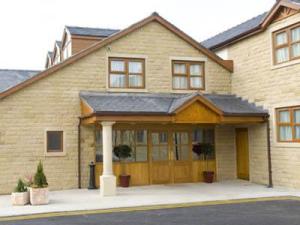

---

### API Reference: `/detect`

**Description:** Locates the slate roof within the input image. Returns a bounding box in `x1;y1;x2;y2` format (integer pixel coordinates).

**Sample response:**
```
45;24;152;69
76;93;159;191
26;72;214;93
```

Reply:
66;26;120;37
201;0;300;50
80;91;268;116
201;12;268;49
0;69;40;93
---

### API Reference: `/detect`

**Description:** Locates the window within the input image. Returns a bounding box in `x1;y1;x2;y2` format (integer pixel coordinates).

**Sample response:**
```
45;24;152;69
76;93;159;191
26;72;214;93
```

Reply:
173;132;189;160
276;107;300;142
95;129;148;162
172;60;205;90
273;23;300;64
151;132;168;161
63;42;71;59
63;33;72;60
109;58;145;88
46;131;63;152
192;128;215;160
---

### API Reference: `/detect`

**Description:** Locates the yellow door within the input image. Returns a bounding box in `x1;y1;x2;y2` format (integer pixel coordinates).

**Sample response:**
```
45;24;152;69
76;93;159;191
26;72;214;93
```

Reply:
236;128;249;180
150;131;171;184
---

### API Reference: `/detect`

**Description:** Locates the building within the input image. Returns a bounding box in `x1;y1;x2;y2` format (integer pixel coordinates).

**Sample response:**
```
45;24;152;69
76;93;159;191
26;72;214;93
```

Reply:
0;0;299;195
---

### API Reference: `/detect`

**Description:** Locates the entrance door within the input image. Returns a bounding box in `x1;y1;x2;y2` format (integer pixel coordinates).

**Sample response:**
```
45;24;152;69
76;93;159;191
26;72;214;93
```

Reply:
172;132;192;183
235;128;249;180
150;131;171;184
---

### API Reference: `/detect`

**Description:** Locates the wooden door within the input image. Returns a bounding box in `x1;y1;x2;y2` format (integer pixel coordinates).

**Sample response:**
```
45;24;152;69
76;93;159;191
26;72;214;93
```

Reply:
150;131;171;184
172;131;192;183
235;128;249;180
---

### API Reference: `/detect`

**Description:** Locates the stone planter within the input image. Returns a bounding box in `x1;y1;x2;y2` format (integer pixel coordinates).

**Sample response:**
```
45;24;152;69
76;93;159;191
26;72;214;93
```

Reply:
11;191;29;206
30;187;49;205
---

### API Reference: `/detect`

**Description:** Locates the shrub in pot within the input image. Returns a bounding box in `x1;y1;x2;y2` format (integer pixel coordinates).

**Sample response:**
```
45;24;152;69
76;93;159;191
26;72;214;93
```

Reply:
113;144;132;187
11;179;29;206
193;143;215;183
30;161;49;205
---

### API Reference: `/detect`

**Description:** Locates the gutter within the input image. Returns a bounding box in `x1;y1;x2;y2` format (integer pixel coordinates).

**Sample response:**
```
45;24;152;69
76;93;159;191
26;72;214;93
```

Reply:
265;115;273;188
78;117;82;189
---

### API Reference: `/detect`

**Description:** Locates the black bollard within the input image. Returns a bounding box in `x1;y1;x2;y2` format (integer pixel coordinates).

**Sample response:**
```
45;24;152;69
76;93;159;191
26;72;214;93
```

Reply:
88;161;96;189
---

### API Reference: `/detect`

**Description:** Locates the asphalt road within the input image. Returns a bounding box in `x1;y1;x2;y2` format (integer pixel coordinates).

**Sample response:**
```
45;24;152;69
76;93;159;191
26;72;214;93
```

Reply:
1;200;300;225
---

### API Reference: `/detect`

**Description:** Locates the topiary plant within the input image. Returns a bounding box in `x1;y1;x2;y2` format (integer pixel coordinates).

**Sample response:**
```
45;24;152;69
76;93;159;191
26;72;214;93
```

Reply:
113;144;132;175
33;161;48;188
14;179;27;193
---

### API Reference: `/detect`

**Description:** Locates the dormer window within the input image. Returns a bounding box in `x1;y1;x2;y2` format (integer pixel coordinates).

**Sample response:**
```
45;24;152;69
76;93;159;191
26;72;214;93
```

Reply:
273;23;300;64
63;33;72;60
109;57;145;89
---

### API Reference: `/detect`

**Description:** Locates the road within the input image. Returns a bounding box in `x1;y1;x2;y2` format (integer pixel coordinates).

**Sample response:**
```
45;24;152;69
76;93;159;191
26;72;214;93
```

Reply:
1;200;300;225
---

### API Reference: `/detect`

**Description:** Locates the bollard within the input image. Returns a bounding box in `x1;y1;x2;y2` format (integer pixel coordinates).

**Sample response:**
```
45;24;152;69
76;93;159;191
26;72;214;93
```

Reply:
88;161;96;189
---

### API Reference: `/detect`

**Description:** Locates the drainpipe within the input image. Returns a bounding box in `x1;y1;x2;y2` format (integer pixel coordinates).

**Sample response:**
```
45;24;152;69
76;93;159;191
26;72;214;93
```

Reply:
78;117;82;189
266;116;273;188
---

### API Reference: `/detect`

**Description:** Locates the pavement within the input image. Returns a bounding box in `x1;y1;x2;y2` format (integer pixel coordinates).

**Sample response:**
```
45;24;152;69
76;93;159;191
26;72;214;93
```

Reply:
1;198;300;225
0;180;300;218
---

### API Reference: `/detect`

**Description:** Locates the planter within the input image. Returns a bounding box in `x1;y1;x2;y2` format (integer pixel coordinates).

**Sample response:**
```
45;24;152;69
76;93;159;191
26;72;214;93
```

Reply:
119;175;131;187
11;191;29;206
203;171;214;183
30;187;49;205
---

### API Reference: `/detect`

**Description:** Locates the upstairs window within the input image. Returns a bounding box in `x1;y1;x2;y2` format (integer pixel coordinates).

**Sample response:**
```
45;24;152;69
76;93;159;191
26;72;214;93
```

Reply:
109;58;145;88
172;61;205;90
273;23;300;64
276;106;300;142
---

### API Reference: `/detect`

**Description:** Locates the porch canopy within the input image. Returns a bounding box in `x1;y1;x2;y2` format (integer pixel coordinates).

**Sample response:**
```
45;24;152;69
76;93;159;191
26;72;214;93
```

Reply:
79;91;268;197
79;91;268;124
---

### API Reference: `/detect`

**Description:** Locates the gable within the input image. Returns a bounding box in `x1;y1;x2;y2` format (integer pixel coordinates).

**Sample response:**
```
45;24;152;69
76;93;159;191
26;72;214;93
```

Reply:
272;6;298;23
0;13;232;100
175;101;221;123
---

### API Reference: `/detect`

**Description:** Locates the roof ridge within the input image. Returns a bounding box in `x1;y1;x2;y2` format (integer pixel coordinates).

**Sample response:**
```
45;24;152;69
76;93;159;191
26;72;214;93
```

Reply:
66;25;120;31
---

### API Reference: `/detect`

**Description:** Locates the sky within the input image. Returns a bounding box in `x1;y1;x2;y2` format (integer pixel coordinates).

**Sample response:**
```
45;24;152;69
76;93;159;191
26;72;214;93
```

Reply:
0;0;275;70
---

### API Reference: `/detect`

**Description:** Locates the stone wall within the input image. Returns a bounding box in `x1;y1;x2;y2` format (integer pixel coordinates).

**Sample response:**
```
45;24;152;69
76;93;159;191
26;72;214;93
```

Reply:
0;21;231;194
226;13;300;188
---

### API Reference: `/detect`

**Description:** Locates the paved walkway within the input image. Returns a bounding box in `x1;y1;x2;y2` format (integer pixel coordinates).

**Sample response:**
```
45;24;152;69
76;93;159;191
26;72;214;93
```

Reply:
0;180;299;218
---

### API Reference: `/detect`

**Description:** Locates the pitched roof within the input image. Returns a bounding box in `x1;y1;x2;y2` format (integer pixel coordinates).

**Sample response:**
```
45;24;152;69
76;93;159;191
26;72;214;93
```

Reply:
201;12;267;49
0;13;233;100
66;26;120;37
0;69;40;93
80;91;267;116
201;0;300;50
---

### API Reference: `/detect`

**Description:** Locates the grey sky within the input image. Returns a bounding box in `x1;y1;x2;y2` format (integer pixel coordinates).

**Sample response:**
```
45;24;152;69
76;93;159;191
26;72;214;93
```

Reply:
0;0;275;70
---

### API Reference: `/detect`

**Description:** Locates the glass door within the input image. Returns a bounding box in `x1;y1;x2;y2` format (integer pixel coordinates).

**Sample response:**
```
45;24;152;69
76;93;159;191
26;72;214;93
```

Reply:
172;131;192;183
150;131;171;184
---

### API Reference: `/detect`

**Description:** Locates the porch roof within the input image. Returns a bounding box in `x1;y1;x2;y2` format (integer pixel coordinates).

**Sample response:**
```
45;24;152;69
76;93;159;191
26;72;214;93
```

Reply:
79;91;268;117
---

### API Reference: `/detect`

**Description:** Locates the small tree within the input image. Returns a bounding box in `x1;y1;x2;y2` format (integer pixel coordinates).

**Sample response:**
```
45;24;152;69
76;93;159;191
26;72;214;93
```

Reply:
14;179;27;192
113;144;132;176
33;161;48;188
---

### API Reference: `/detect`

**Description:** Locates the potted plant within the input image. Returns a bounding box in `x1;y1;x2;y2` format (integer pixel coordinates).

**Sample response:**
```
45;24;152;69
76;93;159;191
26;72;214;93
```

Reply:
30;161;49;205
11;179;29;206
113;144;132;187
193;143;215;183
